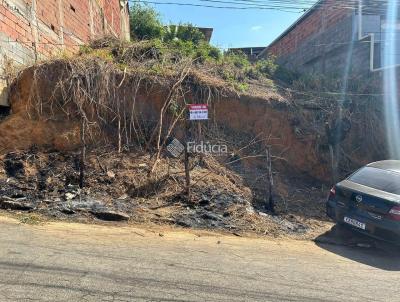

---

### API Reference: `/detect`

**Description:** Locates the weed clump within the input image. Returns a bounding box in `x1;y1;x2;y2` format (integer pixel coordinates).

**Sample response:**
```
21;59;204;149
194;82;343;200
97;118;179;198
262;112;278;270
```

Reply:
79;37;277;94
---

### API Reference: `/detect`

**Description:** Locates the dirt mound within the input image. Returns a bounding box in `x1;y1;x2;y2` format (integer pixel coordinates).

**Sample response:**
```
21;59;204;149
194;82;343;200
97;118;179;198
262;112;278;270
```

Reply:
0;59;326;180
0;114;80;153
0;63;81;153
1;56;384;183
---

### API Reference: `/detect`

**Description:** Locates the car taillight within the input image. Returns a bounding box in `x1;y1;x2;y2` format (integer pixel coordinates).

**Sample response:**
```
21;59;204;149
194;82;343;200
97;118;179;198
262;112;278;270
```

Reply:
388;205;400;221
329;187;336;199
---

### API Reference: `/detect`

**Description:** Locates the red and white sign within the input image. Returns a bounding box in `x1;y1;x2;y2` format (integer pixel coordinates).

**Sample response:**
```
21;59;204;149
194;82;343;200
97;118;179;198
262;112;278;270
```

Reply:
188;104;208;120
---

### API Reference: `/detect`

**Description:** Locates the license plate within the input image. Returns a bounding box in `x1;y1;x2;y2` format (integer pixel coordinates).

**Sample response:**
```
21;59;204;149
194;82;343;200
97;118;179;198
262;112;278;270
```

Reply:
344;217;366;230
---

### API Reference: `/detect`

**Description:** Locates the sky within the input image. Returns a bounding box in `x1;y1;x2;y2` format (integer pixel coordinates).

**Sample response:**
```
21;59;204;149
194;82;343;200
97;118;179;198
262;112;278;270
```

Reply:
139;1;316;49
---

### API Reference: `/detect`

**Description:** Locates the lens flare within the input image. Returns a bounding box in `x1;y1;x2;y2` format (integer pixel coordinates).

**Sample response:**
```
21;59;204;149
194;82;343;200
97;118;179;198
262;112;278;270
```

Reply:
331;16;357;182
383;0;400;159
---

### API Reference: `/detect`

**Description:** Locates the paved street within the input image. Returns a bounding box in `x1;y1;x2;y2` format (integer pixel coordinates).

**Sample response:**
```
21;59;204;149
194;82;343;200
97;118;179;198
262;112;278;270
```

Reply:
0;216;399;301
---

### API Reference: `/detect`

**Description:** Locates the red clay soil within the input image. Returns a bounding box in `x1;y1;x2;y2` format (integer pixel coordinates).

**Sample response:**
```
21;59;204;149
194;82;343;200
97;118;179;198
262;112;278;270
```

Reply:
0;62;330;181
0;59;386;183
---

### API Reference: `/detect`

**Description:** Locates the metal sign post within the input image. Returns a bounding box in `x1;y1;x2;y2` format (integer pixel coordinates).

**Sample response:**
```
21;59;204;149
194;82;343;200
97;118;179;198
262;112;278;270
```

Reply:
184;104;209;200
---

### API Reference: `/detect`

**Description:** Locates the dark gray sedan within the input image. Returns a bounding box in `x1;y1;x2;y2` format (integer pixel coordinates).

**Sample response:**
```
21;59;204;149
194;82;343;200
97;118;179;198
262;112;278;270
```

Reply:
327;160;400;243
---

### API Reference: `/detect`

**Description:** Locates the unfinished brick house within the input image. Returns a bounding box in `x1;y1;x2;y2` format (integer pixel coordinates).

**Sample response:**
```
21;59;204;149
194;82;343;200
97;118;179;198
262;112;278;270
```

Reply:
0;0;130;106
259;0;396;76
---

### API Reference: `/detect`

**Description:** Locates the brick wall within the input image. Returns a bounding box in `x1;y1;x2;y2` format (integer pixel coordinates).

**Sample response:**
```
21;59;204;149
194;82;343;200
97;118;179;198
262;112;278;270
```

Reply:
274;14;359;74
0;0;130;106
267;0;352;59
261;0;397;80
261;0;361;76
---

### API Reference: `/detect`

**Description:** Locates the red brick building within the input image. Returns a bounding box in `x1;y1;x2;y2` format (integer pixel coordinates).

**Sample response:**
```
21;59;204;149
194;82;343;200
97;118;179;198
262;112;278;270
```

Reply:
259;0;394;76
264;0;351;60
0;0;130;106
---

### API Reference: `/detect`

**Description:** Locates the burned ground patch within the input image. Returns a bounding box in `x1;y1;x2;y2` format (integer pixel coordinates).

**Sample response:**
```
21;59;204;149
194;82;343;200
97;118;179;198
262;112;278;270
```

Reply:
0;149;330;238
0;106;10;120
4;153;25;178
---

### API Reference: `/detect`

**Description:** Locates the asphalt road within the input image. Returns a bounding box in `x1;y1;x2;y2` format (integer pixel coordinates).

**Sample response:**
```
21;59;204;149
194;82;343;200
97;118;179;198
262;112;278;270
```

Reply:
0;216;399;302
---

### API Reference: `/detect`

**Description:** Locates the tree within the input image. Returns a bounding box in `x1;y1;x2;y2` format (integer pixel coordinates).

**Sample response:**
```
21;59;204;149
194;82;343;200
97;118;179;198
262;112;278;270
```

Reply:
129;3;164;40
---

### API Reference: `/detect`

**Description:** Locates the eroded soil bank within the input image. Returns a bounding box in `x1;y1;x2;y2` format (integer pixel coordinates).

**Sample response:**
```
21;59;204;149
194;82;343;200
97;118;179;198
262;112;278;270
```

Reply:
0;53;386;237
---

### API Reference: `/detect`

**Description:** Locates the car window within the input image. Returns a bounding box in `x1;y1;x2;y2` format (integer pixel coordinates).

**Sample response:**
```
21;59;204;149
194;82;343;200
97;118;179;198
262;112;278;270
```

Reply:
349;167;400;195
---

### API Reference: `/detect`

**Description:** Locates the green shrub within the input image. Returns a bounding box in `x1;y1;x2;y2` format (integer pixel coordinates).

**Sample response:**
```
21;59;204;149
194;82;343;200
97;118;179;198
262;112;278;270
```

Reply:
164;24;206;45
208;46;221;60
170;39;196;56
223;51;251;69
254;57;277;77
234;82;249;92
130;3;164;40
164;39;221;63
124;3;281;94
194;42;221;62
